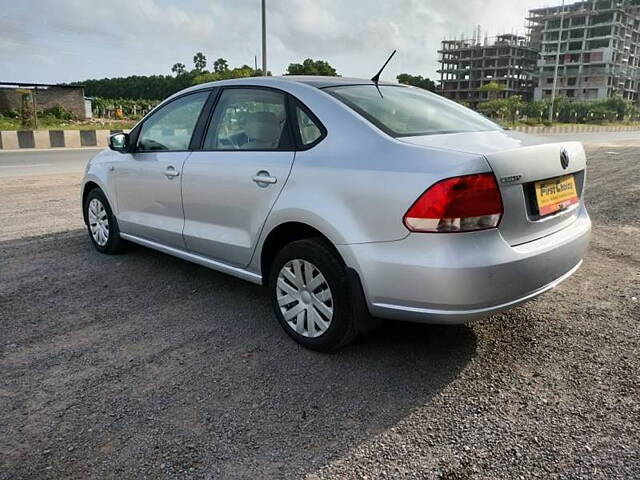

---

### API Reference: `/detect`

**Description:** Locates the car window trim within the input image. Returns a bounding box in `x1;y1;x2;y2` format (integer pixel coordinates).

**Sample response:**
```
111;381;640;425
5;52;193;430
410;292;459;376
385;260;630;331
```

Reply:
197;85;300;153
189;87;220;150
130;88;215;154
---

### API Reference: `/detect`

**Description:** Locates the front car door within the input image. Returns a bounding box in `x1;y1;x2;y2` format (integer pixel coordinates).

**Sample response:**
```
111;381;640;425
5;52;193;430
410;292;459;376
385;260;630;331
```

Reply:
182;87;296;266
114;90;210;248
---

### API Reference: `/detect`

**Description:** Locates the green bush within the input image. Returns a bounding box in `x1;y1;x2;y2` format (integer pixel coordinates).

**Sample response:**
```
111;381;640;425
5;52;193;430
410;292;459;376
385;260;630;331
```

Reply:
43;105;75;121
473;94;640;125
3;109;20;119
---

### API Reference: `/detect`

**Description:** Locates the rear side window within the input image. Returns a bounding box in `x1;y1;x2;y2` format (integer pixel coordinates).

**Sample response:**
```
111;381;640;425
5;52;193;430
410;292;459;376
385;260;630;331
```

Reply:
137;91;209;151
204;88;290;151
295;106;323;146
326;85;500;137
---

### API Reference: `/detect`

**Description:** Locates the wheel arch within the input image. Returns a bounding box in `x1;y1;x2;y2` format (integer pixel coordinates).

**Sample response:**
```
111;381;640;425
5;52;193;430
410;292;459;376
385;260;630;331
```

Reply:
82;181;102;225
81;177;116;225
258;221;345;285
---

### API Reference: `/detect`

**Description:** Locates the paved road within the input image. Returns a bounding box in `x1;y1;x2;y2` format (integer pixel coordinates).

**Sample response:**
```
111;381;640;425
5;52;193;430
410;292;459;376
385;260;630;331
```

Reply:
537;130;640;146
0;141;639;479
0;148;100;177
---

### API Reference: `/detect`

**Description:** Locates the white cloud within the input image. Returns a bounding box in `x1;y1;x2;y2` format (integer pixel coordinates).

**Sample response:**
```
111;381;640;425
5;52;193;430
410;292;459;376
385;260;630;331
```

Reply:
0;0;545;84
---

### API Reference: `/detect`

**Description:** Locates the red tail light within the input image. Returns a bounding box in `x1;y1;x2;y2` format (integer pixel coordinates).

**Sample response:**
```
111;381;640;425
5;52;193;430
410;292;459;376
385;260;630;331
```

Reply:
404;173;503;233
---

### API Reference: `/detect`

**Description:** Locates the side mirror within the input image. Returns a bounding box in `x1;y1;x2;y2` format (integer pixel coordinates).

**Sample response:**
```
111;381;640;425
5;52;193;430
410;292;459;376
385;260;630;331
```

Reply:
109;132;129;152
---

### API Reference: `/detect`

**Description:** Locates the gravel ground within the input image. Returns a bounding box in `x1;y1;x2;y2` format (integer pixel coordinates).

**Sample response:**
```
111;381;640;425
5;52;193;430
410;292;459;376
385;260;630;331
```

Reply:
0;173;84;242
0;146;638;479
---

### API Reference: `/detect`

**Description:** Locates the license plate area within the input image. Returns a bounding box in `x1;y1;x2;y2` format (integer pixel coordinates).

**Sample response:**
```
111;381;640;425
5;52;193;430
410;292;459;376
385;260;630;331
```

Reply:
522;172;584;220
532;174;579;217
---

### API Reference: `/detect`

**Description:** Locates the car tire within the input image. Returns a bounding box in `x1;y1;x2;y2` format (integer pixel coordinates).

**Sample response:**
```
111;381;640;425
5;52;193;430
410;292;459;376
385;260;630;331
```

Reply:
268;238;362;352
84;188;125;255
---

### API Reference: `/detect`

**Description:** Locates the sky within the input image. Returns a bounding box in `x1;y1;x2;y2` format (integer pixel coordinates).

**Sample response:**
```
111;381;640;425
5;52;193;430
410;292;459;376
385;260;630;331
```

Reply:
0;0;558;85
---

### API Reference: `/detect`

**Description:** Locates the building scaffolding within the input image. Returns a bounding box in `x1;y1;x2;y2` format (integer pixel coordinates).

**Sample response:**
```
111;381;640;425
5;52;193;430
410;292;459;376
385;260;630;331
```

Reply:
528;0;640;102
437;34;538;107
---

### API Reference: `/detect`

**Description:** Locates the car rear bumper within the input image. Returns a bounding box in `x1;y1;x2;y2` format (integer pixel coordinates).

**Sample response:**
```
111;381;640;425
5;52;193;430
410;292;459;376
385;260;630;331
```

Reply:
337;204;591;324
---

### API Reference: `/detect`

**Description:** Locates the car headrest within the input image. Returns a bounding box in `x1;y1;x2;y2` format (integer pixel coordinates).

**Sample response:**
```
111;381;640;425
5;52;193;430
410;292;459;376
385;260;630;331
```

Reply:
244;112;281;144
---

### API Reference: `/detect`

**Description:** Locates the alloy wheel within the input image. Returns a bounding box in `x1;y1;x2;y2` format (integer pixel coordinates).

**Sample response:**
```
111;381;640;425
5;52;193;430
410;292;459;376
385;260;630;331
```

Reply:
276;259;334;338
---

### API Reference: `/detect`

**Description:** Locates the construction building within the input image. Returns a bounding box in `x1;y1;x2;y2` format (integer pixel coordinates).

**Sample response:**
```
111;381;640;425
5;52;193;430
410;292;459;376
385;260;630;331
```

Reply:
528;0;640;102
437;34;538;107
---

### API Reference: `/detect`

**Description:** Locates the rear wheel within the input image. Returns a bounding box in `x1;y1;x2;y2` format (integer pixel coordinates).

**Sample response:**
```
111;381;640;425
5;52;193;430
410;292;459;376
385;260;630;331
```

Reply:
269;238;360;351
84;188;125;254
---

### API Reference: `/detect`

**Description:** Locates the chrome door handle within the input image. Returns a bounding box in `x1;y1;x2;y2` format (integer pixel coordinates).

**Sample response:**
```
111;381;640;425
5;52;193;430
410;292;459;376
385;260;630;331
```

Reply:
252;171;277;187
164;166;180;178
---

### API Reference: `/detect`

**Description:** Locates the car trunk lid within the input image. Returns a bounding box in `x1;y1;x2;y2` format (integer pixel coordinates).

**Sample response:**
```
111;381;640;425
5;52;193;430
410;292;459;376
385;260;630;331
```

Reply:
399;130;587;245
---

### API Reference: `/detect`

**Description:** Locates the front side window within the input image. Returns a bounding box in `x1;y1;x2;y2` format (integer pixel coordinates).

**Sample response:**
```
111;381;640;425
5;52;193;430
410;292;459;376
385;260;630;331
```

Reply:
295;106;323;146
326;85;500;137
204;88;289;150
137;91;209;151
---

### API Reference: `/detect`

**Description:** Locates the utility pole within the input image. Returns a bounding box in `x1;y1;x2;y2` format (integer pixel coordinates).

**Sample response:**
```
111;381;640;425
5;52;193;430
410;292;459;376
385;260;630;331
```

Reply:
261;0;267;76
549;0;566;123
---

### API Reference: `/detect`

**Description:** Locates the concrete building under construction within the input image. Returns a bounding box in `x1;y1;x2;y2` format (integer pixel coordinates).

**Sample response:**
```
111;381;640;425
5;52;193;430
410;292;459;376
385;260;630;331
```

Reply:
528;0;640;102
437;34;538;107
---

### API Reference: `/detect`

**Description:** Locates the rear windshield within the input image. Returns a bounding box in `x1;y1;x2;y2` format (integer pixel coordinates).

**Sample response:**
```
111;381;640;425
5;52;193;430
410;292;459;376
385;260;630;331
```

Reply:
325;85;500;137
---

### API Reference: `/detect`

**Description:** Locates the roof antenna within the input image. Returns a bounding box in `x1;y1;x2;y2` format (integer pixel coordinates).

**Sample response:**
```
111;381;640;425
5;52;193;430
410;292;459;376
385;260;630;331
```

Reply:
371;50;396;98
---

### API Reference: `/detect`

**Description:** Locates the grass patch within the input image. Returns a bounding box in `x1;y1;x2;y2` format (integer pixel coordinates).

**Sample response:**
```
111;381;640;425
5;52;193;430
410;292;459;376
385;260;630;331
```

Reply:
0;116;137;131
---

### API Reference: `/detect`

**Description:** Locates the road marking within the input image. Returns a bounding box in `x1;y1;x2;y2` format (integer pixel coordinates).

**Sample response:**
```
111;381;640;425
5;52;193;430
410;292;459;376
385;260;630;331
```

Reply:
0;163;51;168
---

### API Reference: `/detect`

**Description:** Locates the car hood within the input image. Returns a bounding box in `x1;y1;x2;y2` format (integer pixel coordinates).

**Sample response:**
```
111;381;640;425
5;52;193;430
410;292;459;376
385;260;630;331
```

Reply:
397;129;557;155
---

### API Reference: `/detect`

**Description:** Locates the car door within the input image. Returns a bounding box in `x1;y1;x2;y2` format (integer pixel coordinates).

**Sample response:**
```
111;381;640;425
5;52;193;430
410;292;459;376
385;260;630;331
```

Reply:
114;90;210;248
182;87;296;267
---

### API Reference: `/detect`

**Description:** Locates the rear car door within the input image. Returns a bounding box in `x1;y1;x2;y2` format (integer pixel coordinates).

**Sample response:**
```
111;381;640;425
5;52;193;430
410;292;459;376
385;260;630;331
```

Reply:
114;91;210;248
182;87;296;266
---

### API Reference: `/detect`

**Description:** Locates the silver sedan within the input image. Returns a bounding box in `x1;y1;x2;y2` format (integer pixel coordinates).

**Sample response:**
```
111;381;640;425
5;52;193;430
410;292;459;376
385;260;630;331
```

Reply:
81;76;591;351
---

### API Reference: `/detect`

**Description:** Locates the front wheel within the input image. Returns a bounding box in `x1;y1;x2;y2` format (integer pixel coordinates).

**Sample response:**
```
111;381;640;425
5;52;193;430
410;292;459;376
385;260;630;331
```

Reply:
84;188;125;254
268;238;360;351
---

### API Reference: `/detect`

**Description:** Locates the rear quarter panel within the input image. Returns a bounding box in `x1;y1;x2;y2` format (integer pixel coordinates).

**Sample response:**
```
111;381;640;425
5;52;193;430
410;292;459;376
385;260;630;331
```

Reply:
248;106;492;273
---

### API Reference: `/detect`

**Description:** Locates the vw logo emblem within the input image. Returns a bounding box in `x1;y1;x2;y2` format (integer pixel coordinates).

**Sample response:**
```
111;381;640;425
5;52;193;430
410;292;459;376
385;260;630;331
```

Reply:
560;148;570;170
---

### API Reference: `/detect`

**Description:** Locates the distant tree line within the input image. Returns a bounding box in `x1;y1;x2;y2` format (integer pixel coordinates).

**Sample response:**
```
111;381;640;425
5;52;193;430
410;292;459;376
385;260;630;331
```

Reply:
396;73;437;92
71;75;197;101
477;93;640;126
68;51;439;102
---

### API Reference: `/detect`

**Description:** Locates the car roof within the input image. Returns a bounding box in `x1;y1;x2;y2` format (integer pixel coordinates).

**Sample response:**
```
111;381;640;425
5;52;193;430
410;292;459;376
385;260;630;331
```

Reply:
186;75;400;93
276;76;399;89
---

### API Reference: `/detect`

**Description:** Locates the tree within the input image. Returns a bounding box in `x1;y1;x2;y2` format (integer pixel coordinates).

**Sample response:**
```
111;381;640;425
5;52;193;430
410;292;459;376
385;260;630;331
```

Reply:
477;95;524;125
193;52;207;72
477;99;508;119
479;82;505;101
213;58;229;73
286;59;337;76
396;74;436;92
171;63;186;76
522;99;550;123
192;64;262;85
504;95;525;126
